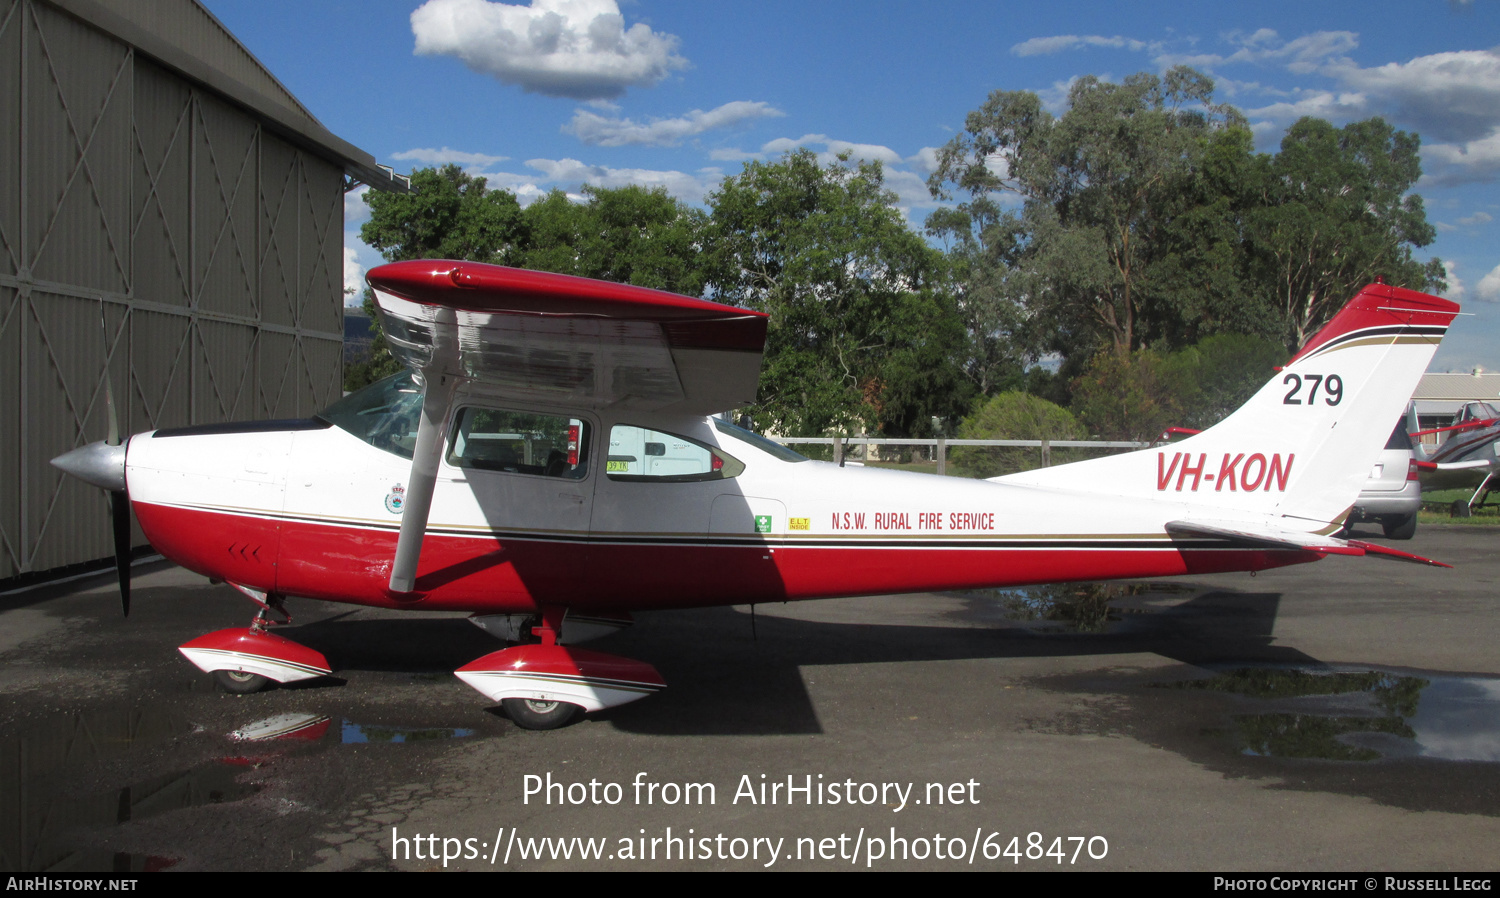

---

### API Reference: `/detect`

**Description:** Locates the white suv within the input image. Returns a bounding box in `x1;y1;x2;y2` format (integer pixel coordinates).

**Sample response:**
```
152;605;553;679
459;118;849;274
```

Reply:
1350;420;1421;539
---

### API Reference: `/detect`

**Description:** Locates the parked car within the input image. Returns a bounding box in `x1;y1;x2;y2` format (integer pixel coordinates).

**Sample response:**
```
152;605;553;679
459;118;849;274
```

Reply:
1350;420;1421;539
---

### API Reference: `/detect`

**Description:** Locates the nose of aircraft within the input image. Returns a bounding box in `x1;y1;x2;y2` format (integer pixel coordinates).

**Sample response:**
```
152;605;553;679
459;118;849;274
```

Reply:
51;440;127;491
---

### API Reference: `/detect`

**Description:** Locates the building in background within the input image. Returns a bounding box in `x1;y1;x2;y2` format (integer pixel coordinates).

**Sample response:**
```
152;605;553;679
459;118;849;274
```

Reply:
1412;371;1500;442
0;0;405;582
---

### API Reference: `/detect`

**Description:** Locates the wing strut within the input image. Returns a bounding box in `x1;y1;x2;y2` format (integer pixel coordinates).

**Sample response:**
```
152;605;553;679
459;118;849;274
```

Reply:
389;309;459;594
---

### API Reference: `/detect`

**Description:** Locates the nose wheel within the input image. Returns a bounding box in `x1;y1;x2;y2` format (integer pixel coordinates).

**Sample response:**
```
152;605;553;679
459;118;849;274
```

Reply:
501;697;578;730
215;668;271;694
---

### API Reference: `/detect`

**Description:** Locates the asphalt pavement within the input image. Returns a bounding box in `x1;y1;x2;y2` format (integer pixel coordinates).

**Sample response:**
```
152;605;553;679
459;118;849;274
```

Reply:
2;524;1497;871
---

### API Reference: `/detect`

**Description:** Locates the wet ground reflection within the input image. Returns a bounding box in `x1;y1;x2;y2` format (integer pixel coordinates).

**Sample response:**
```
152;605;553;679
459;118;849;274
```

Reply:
1167;667;1500;762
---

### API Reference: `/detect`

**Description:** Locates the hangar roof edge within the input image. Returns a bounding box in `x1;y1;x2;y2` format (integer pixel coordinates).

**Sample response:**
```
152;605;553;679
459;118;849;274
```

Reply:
49;0;409;193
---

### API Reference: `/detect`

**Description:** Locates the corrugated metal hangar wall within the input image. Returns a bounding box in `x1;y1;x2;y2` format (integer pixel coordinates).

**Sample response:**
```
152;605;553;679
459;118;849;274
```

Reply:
0;0;401;581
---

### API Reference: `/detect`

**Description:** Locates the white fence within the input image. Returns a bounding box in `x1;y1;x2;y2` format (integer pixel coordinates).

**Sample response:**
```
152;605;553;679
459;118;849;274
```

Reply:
769;437;1155;475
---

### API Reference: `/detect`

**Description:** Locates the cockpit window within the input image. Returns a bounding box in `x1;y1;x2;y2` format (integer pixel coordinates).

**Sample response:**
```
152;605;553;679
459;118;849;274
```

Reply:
712;418;809;462
318;372;423;459
606;425;744;482
447;407;589;479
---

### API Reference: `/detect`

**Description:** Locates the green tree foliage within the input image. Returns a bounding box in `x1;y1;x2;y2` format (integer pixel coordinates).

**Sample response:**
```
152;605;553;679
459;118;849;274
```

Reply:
1173;333;1286;429
361;164;527;264
1245;117;1447;351
929;70;1445;371
1069;333;1285;441
1070;348;1191;442
519;185;708;294
949;392;1084;478
704;150;971;437
350;164;530;390
928;67;1246;359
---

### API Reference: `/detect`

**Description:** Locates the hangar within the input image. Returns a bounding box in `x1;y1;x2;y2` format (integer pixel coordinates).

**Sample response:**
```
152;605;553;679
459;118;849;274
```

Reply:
0;0;406;582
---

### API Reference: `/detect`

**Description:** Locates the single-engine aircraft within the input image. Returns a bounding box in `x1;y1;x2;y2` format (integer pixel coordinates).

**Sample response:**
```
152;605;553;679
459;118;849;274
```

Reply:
52;261;1458;729
1409;400;1500;511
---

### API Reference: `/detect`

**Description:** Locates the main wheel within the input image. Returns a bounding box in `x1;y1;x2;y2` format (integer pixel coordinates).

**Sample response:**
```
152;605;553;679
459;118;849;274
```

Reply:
502;697;579;730
1383;513;1418;540
215;668;271;694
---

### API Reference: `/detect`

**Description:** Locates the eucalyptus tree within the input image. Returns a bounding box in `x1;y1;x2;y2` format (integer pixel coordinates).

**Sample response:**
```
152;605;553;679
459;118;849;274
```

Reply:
706;150;970;437
1246;117;1446;351
928;67;1249;359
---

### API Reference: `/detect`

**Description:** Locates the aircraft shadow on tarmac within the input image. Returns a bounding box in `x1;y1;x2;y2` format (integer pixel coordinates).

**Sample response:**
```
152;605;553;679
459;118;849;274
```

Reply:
260;586;1321;737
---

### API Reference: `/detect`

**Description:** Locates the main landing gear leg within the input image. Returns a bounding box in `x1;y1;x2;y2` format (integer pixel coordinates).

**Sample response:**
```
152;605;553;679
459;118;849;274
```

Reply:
178;584;332;693
500;608;577;729
454;606;666;731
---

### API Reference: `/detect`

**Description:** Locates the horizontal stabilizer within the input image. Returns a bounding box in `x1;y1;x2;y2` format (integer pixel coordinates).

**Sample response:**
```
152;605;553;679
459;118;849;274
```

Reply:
1165;520;1448;567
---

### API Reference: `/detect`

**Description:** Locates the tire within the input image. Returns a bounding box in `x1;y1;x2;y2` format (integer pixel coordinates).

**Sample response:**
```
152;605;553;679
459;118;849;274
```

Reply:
1382;513;1418;540
215;668;271;694
502;697;579;730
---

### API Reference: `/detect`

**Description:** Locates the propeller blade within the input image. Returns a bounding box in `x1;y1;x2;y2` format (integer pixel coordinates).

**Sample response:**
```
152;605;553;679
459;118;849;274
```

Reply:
101;304;127;613
110;489;131;616
104;367;120;447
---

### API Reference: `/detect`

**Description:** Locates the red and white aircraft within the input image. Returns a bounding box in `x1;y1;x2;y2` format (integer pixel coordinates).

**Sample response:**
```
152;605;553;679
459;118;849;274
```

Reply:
53;261;1457;728
1410;400;1500;510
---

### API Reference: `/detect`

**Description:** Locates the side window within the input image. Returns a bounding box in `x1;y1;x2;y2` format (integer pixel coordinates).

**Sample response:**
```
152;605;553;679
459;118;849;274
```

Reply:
606;425;745;482
447;407;590;479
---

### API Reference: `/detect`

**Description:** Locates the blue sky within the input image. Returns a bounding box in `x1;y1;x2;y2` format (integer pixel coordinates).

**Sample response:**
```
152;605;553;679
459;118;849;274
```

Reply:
204;0;1500;373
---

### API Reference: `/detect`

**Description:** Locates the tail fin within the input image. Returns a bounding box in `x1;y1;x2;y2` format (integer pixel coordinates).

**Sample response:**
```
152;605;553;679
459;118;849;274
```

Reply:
996;283;1460;532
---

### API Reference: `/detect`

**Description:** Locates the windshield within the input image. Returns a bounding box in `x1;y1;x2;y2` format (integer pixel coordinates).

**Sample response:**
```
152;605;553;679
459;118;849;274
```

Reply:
318;372;423;458
712;418;808;463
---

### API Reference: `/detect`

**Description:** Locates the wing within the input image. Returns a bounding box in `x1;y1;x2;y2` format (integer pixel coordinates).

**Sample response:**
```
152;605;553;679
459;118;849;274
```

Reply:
366;260;767;414
362;260;769;594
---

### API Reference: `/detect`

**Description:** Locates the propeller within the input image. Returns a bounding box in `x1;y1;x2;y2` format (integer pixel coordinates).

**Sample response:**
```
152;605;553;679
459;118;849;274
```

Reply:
52;308;134;616
103;361;131;617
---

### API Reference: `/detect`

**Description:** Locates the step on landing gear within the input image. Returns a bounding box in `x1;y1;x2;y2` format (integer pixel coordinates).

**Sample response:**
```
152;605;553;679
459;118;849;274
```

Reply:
455;607;664;730
178;584;331;693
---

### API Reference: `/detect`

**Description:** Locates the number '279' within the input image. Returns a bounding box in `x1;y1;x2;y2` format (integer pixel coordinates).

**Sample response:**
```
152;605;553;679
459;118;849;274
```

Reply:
1283;373;1342;405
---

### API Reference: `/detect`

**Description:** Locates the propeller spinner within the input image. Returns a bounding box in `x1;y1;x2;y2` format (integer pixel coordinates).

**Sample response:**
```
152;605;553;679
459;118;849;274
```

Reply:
50;347;133;615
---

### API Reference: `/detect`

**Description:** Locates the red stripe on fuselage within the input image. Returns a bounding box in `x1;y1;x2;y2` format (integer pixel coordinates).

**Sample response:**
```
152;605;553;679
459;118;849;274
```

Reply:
132;502;1317;613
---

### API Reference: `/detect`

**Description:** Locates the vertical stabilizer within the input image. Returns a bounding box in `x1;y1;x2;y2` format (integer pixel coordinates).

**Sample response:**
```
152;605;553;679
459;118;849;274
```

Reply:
995;284;1459;532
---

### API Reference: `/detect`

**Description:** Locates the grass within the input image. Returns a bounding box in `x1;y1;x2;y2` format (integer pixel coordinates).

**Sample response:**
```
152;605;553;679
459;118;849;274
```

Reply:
1419;488;1500;525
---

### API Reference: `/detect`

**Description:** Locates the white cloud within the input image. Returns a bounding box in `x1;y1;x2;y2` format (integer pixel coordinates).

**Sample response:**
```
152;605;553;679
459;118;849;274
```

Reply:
1328;49;1500;144
343;246;366;303
391;147;510;169
1010;34;1150;57
410;0;687;100
1477;262;1500;302
1245;89;1369;127
344;184;371;228
1459;211;1495;227
564;100;784;147
906;146;942;178
707;147;762;162
759;133;904;167
1443;260;1467;301
1422;131;1500;188
1037;75;1092;115
523;157;724;204
1153;29;1357;73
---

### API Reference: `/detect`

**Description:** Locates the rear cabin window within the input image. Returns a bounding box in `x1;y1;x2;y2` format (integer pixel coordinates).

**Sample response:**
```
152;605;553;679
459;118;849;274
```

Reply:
447;407;590;479
606;425;744;482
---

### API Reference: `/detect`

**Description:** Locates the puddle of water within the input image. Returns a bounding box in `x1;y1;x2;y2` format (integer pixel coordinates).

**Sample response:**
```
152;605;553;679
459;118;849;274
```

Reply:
340;721;476;744
0;709;260;871
226;714;479;747
231;713;332;743
1167;667;1500;762
964;582;1154;632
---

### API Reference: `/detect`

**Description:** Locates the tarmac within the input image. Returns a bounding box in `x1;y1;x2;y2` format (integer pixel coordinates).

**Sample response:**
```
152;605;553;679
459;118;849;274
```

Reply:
2;524;1497;871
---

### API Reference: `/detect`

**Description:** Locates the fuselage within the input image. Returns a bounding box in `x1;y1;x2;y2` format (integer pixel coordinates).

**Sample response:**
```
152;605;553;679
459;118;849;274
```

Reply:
122;377;1309;615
